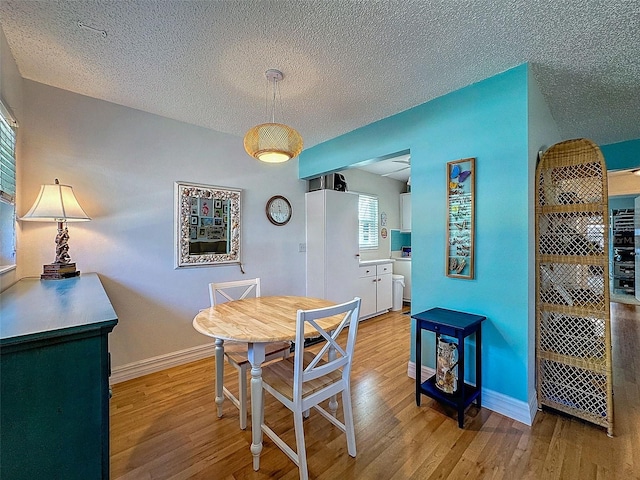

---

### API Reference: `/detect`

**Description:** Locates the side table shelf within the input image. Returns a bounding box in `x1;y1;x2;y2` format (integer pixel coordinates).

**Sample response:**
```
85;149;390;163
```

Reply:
412;307;486;428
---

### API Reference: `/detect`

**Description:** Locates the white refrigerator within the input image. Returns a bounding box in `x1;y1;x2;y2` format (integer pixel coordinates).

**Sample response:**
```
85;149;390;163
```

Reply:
306;189;360;303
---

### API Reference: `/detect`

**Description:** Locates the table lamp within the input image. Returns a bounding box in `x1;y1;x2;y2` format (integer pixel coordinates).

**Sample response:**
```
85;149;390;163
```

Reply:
21;178;91;279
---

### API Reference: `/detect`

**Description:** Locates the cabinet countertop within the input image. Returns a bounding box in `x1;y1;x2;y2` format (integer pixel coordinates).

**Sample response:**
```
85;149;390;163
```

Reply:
359;259;395;267
0;273;118;345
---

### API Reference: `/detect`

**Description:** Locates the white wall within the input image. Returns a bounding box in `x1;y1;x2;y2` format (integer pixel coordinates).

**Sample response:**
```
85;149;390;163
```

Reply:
18;80;309;369
338;168;405;260
609;172;640;196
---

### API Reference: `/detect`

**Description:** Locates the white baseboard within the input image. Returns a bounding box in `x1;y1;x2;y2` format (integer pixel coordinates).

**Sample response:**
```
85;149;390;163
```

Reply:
407;359;436;383
482;386;535;426
528;389;539;424
110;343;215;385
407;361;534;426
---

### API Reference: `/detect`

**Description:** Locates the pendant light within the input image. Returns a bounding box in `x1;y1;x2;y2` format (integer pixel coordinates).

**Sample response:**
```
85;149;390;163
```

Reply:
244;69;303;163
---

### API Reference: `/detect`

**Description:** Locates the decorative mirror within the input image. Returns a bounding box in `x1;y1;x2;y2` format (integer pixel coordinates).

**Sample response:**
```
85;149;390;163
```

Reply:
174;182;241;268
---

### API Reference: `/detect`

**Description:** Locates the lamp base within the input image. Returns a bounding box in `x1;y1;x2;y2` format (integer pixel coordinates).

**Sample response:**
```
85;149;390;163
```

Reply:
41;262;80;280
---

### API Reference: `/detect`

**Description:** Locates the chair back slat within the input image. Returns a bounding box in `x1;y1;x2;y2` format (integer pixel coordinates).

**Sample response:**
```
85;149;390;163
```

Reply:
292;298;361;399
209;278;261;306
305;318;349;361
303;357;349;383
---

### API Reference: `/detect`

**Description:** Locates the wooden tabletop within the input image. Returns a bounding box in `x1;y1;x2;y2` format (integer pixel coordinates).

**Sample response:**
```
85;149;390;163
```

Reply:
192;296;338;343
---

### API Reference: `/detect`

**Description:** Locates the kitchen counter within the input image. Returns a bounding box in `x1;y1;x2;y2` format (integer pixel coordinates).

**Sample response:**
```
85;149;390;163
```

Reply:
359;258;395;267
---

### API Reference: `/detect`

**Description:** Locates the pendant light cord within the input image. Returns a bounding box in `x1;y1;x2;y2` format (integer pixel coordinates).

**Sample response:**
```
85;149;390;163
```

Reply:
262;70;286;125
270;75;277;123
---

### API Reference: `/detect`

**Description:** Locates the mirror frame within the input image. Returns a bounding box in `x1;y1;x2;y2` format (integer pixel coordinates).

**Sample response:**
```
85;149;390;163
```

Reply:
174;181;242;268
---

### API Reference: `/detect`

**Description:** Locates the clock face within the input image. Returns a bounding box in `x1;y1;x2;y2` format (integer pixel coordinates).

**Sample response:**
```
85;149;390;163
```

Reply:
266;196;292;225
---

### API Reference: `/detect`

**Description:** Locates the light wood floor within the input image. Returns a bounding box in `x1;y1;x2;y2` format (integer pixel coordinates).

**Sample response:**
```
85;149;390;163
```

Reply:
110;303;640;479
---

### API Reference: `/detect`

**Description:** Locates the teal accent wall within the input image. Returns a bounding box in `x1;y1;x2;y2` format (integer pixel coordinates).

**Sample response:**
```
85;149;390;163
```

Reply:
610;195;636;210
601;139;640;171
300;65;535;404
390;230;411;252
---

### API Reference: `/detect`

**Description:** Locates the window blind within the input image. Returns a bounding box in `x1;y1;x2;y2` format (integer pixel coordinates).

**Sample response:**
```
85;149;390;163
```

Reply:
358;193;379;249
0;100;17;205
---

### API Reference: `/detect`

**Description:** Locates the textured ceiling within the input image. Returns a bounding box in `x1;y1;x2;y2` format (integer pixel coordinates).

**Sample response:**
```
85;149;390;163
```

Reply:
1;0;639;160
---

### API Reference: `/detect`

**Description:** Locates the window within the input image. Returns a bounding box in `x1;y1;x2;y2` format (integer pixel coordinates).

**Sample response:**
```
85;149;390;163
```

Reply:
0;100;17;272
358;193;378;249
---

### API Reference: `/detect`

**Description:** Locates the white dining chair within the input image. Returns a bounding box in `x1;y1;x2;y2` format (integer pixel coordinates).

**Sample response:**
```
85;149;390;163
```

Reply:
260;297;361;480
209;278;291;430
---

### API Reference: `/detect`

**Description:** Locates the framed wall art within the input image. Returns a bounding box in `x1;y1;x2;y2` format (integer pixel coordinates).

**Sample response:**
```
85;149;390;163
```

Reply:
446;157;475;279
174;181;242;268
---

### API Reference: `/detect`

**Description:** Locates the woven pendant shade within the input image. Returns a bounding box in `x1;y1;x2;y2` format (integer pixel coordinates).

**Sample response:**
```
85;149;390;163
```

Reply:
244;122;303;163
244;69;303;163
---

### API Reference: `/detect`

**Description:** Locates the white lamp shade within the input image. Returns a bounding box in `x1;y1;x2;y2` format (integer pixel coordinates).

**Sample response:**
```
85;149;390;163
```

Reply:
22;182;90;222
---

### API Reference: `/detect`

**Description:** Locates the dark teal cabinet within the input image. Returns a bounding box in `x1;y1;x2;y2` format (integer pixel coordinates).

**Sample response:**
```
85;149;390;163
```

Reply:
1;273;118;479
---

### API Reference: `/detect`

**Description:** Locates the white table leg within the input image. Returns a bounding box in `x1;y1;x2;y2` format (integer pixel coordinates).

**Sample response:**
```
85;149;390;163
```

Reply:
214;338;225;418
247;343;266;471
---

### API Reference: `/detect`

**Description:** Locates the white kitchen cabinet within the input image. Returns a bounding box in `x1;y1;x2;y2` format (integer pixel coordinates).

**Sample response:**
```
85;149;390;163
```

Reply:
306;189;360;303
357;262;393;319
376;263;393;310
357;265;377;318
400;193;411;232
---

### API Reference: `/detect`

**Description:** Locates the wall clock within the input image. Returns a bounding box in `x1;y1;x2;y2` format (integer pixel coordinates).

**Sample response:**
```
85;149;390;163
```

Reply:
266;195;292;226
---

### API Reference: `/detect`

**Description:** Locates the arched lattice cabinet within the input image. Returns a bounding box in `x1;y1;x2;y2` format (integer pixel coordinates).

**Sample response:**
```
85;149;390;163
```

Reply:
535;138;613;436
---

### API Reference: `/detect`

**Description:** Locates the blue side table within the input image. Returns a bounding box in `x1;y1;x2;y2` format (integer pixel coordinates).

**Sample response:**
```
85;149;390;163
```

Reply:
412;307;486;428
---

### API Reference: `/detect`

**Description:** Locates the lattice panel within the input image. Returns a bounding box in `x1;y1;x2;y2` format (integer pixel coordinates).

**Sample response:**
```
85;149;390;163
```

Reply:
538;212;605;256
535;138;612;435
539;312;606;359
539;262;605;309
539;359;608;423
538;161;603;207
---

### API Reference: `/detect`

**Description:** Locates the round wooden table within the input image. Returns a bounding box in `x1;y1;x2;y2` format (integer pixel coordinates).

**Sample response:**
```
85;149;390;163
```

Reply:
193;295;337;470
